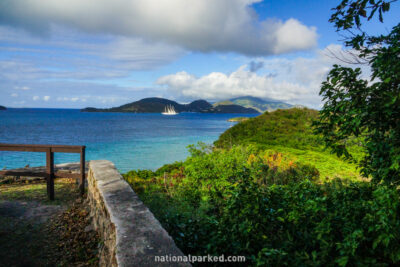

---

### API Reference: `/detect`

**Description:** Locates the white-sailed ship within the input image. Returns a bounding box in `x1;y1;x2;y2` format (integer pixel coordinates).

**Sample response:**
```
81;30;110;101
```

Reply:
162;105;178;115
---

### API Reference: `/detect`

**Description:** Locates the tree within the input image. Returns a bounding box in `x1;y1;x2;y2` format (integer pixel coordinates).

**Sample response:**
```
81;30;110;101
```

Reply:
314;0;400;184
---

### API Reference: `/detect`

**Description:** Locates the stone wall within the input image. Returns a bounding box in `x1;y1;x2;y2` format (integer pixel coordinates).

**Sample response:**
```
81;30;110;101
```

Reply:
87;160;190;267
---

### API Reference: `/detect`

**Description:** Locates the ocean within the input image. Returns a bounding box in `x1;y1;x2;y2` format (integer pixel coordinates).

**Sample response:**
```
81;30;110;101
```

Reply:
0;109;256;173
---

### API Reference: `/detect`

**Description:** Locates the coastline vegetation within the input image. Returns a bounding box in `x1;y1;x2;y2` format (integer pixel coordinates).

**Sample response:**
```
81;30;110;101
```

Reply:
123;109;397;265
123;1;400;265
124;135;399;265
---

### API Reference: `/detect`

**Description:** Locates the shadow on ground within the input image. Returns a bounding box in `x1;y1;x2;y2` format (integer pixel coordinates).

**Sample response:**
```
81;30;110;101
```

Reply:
0;179;99;267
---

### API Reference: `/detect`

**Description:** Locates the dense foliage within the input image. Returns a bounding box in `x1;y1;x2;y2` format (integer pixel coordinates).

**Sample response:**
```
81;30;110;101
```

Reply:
215;108;320;150
124;144;400;266
314;0;400;184
216;108;362;180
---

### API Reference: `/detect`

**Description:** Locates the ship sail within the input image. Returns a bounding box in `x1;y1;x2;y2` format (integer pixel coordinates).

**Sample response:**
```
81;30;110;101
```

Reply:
162;105;178;115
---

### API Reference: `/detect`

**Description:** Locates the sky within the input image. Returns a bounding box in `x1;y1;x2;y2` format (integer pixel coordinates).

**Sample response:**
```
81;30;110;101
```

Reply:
0;0;399;109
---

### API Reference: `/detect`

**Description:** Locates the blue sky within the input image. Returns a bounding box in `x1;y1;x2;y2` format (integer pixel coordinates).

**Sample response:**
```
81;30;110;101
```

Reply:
0;0;399;109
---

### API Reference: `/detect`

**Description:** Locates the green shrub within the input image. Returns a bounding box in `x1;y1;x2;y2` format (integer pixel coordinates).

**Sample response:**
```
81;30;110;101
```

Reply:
125;158;400;266
121;145;400;266
179;145;319;209
213;108;363;180
220;179;400;266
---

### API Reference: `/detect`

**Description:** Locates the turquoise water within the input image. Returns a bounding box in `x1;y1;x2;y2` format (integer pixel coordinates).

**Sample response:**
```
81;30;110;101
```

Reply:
0;109;256;172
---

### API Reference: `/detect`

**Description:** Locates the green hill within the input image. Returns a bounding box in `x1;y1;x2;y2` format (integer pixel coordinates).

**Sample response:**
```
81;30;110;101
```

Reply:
215;108;319;149
82;97;190;113
230;96;292;112
0;105;6;110
81;96;289;114
212;100;234;107
204;104;259;114
215;108;363;180
109;97;186;113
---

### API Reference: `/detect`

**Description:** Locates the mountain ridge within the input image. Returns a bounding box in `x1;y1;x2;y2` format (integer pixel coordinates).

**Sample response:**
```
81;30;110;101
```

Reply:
228;96;292;112
81;97;260;114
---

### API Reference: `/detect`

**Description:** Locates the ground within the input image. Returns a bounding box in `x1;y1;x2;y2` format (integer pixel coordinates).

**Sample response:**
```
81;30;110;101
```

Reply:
0;178;100;267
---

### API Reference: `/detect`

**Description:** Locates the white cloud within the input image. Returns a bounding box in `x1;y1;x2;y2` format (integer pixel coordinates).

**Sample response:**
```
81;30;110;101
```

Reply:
57;95;126;104
95;96;125;104
11;93;18;97
157;44;371;108
57;96;80;102
57;96;87;102
32;95;50;101
12;100;26;106
0;0;317;56
157;67;310;103
272;19;318;54
14;86;30;90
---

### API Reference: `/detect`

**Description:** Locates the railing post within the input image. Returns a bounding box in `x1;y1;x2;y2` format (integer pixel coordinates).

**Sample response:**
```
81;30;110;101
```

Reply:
0;143;86;200
79;146;85;196
46;148;55;200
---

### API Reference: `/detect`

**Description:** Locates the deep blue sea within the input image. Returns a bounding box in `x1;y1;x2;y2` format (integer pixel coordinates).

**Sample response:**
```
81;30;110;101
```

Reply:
0;109;256;172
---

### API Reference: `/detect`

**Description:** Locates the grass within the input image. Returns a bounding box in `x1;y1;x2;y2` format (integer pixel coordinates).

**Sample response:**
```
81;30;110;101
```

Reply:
258;146;363;181
0;178;80;205
215;108;366;181
227;117;250;122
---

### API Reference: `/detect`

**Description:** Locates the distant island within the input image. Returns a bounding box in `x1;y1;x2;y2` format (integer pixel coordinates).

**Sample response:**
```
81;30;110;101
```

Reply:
214;96;292;113
81;96;292;114
0;105;6;110
82;97;260;114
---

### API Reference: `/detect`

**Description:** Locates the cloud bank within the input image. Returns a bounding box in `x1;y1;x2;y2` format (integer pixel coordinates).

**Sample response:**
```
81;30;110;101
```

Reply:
0;26;184;82
157;66;314;104
0;0;317;56
157;45;368;108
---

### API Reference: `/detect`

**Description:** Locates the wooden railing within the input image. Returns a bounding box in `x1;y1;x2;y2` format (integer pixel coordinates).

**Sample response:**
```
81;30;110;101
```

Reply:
0;144;86;200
